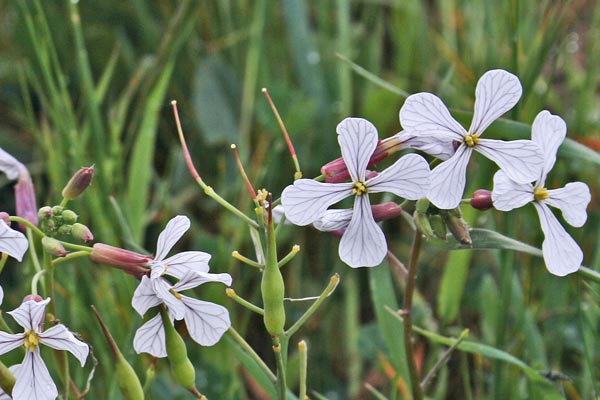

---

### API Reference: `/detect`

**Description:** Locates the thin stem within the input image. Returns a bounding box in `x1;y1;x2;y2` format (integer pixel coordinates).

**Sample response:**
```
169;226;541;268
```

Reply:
31;270;46;296
285;274;340;338
26;229;42;274
0;253;8;275
403;230;424;400
57;242;92;253
9;216;44;237
231;250;263;269
52;251;90;267
420;329;469;389
278;245;299;268
227;328;276;382
171;101;259;229
272;335;287;400
226;288;264;315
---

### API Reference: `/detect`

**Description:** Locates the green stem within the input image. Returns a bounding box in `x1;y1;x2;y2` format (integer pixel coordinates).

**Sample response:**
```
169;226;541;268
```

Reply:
26;229;42;274
298;340;308;400
227;328;276;382
272;335;287;400
226;289;264;315
285;274;340;338
30;270;46;296
403;230;424;400
9;217;44;237
52;251;91;267
0;254;8;275
278;245;299;268
344;271;360;398
58;241;92;252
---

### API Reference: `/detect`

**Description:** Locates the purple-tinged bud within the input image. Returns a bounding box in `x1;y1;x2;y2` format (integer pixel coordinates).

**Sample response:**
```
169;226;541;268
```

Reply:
38;206;53;220
62;165;94;200
321;136;404;183
470;189;493;211
15;176;38;227
372;202;403;222
22;294;44;303
90;243;151;278
41;237;67;257
0;212;9;224
72;223;94;243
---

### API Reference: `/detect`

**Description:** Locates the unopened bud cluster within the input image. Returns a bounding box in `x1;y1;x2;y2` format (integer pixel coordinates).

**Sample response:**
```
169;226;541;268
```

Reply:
38;205;94;244
414;198;472;245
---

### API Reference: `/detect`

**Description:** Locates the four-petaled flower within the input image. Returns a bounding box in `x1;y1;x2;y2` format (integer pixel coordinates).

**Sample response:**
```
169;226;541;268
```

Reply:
400;69;544;209
281;117;430;268
131;216;232;357
0;297;88;400
492;110;591;276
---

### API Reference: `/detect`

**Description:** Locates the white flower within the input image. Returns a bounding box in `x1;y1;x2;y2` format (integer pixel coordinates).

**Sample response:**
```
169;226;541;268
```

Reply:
0;298;88;400
0;220;28;263
281;117;430;268
132;271;232;357
492;110;591;276
148;215;214;279
399;69;544;209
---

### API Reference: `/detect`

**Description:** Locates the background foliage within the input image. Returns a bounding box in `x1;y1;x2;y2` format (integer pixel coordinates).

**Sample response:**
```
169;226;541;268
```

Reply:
0;0;598;398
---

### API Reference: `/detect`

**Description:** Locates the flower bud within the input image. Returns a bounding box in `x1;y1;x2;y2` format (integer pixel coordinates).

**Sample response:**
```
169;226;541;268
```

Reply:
470;189;493;211
414;210;434;237
52;205;64;216
41;237;67;257
62;165;94;200
22;294;44;303
429;214;447;240
38;206;53;220
90;243;151;277
441;208;472;245
71;223;94;243
57;225;73;236
321;136;404;183
0;212;9;224
371;202;403;221
61;209;78;224
15;176;38;227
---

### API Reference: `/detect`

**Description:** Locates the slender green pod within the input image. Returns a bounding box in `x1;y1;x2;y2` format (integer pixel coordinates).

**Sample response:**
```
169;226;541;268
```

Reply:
261;199;285;336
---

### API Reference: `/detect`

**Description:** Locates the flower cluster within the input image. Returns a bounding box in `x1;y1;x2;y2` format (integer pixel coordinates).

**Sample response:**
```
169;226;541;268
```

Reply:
280;69;590;275
130;216;232;357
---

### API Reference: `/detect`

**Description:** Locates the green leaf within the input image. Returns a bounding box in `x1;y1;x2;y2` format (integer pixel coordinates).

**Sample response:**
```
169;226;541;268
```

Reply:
428;228;543;256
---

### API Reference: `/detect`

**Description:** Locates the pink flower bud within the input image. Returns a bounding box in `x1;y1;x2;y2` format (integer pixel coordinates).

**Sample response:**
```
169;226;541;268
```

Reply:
470;189;493;211
371;202;403;221
321;136;404;183
62;165;94;200
15;176;38;227
90;243;152;278
41;236;67;257
0;212;9;224
22;294;44;303
72;223;94;243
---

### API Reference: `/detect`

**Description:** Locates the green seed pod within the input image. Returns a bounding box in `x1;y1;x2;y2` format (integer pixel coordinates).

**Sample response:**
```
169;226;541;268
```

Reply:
61;209;78;224
429;215;447;240
413;210;434;237
261;215;286;336
163;311;196;391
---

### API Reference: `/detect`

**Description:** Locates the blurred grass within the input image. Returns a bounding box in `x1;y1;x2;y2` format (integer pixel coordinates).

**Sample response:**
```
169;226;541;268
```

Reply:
0;0;597;399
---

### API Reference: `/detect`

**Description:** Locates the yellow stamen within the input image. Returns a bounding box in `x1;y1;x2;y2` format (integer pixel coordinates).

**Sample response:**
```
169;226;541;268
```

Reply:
169;288;183;300
534;187;549;202
464;134;480;147
24;330;39;352
352;182;368;196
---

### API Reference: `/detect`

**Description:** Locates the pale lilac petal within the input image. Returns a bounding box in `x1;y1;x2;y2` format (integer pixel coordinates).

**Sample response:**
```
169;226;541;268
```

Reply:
338;196;387;268
39;325;88;367
0;332;25;355
8;298;50;332
475;138;543;183
336;118;379;182
313;209;353;232
154;215;190;261
427;145;472;209
0;149;26;181
545;182;591;227
131;276;162;316
0;220;29;262
133;313;167;358
534;203;582;276
397;131;457;161
399;93;466;140
13;349;57;400
470;70;522;135
531;110;566;184
281;180;353;226
158;251;211;279
173;271;232;292
368;153;430;200
151;278;185;320
491;170;534;211
181;295;231;346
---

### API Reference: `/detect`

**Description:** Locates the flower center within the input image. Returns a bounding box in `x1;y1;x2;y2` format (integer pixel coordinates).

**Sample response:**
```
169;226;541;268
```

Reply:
352;181;368;196
534;187;549;202
464;134;480;147
24;330;39;352
169;288;183;300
